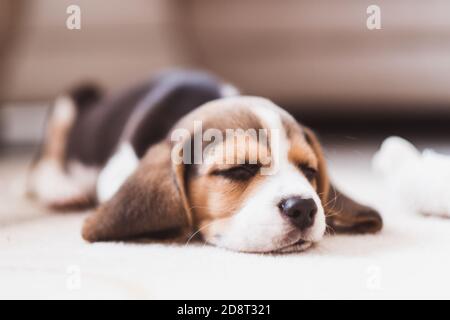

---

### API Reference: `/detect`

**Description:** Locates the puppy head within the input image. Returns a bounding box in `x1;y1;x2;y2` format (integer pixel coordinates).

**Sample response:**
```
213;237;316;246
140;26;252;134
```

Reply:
83;97;381;252
184;98;330;252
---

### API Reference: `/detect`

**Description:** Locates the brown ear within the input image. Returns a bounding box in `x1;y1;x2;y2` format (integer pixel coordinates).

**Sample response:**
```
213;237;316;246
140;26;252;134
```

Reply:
303;128;383;234
325;186;383;234
82;141;192;242
303;127;330;204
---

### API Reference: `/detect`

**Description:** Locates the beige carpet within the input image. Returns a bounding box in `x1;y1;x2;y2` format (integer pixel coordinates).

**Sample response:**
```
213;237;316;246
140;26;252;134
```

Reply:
1;142;450;300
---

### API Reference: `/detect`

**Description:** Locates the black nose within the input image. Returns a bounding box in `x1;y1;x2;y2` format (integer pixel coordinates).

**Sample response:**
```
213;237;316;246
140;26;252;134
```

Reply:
278;197;318;230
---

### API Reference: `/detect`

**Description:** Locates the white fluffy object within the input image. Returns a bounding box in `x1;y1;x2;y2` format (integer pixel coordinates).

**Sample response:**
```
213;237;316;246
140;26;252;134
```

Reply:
373;137;450;217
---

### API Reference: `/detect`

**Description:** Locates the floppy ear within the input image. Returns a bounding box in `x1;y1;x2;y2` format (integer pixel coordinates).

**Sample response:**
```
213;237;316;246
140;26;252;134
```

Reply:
303;127;330;205
82;141;192;242
303;128;383;234
325;186;383;234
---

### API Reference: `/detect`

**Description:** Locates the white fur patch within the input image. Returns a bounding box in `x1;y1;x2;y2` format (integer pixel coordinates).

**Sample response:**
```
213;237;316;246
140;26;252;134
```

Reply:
53;96;76;126
28;160;98;207
68;162;99;195
97;143;139;203
220;84;240;97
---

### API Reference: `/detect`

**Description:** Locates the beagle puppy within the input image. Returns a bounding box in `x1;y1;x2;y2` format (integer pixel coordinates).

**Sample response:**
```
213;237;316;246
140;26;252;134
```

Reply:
28;70;382;253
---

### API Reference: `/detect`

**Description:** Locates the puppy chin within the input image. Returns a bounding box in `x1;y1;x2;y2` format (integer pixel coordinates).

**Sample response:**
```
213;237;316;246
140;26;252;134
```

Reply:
200;207;327;254
210;236;315;254
203;224;325;254
270;224;325;254
274;240;313;253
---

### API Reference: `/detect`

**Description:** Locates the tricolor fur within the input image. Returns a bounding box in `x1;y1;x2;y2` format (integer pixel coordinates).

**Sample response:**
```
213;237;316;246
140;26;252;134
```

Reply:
28;70;382;253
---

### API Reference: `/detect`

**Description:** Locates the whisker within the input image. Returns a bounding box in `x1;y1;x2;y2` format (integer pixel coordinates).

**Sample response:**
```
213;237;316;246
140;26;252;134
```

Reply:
184;217;232;246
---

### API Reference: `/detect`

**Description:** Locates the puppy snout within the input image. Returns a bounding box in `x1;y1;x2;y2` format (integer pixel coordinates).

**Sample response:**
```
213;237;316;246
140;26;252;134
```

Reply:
278;197;318;230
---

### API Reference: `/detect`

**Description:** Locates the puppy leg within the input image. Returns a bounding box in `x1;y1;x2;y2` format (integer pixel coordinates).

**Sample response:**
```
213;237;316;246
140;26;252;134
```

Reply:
28;160;97;210
27;96;97;210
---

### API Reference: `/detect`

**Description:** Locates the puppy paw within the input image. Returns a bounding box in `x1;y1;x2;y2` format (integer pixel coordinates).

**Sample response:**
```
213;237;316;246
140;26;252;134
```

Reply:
47;193;95;211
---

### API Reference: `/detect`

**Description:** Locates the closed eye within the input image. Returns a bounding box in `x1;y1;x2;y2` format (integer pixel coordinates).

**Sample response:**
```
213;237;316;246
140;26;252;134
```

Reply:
299;164;317;182
211;164;261;181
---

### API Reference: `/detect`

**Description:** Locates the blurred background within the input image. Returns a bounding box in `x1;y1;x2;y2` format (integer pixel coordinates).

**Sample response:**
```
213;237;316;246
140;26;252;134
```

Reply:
1;1;450;299
1;0;450;148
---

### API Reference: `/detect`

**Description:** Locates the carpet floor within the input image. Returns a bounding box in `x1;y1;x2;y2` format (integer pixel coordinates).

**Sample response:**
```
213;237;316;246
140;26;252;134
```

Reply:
1;140;450;299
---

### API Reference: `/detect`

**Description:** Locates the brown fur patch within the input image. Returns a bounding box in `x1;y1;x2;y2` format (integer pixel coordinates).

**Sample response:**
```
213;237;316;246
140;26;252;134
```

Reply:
82;141;190;242
301;127;330;204
188;168;266;223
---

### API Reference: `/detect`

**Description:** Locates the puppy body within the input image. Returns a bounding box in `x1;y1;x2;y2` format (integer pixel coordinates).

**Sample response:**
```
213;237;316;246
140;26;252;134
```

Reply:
29;70;382;253
28;70;232;208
